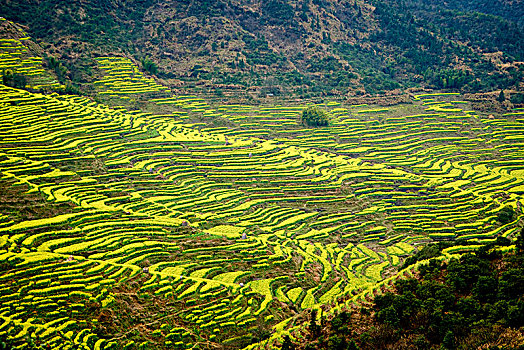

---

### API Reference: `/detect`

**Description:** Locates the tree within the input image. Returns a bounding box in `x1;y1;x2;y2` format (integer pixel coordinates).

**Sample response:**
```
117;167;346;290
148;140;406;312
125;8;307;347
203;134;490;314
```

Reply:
301;106;330;127
141;57;158;75
2;69;27;89
281;335;295;350
516;228;524;253
45;55;68;82
261;0;294;25
308;309;321;339
497;205;515;224
327;335;348;350
510;93;524;104
497;89;505;102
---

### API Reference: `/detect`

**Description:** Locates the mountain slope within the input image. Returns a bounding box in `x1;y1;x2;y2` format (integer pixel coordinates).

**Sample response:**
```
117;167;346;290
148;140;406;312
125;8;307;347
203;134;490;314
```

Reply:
0;0;522;97
283;239;524;350
407;0;524;27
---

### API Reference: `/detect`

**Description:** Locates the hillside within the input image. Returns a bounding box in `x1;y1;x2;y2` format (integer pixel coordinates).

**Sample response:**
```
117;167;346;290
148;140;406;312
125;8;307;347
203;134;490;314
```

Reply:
0;0;523;98
0;2;523;350
285;238;524;349
406;0;524;27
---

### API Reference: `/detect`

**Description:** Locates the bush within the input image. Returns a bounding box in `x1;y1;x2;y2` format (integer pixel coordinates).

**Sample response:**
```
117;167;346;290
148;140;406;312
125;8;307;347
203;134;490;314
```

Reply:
516;228;524;253
261;0;294;24
2;70;27;89
301;106;330;127
327;335;348;350
497;206;515;224
510;93;524;104
141;57;158;75
281;335;295;350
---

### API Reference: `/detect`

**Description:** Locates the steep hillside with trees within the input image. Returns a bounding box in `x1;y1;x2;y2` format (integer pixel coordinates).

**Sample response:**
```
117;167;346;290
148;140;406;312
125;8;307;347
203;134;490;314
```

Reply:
0;0;522;98
288;235;524;349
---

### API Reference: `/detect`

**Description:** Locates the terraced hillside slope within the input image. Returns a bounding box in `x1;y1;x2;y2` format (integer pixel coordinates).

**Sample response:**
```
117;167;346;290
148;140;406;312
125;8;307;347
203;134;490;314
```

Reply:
0;66;523;349
0;18;62;92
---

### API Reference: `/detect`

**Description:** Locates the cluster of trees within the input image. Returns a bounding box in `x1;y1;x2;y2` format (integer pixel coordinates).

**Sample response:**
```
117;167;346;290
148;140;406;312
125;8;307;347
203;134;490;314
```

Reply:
141;57;158;76
497;205;515;224
44;55;68;82
261;0;295;25
374;247;524;348
369;0;523;92
285;231;524;349
301;106;330;127
405;0;524;27
511;93;524;105
1;70;27;89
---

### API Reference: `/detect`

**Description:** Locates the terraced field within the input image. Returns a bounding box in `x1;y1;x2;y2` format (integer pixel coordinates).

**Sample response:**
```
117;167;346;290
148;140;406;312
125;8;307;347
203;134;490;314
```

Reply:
94;57;171;102
0;18;63;91
0;65;523;348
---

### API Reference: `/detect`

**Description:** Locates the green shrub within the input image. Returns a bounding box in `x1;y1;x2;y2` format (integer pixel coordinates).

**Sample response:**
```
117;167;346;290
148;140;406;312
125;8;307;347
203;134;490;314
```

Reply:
1;69;27;89
301;106;329;127
497;206;515;224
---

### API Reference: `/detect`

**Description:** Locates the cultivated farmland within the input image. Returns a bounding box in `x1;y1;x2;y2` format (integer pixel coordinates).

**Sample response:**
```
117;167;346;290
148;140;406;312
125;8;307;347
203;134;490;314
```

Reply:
0;58;523;349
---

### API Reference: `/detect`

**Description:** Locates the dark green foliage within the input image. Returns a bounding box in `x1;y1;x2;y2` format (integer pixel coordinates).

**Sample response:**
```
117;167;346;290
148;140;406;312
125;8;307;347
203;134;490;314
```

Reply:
403;0;523;61
1;0;522;97
282;335;296;350
63;83;82;95
441;330;455;349
301;106;329;127
517;228;524;252
0;333;12;350
1;70;27;89
498;268;524;300
495;236;511;246
242;34;286;67
261;0;295;25
44;55;68;82
497;205;515;224
402;242;453;268
497;89;506;102
141;58;158;76
405;0;524;27
473;275;498;302
369;0;523;91
307;245;524;349
446;254;491;292
309;309;321;339
507;301;524;327
347;340;358;350
330;311;350;333
373;250;524;346
413;335;430;349
511;93;524;104
375;305;399;327
327;335;348;350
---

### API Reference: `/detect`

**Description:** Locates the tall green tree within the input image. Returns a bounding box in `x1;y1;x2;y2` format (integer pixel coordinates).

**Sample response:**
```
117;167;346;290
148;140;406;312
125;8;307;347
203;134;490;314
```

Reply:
497;89;506;102
301;106;330;127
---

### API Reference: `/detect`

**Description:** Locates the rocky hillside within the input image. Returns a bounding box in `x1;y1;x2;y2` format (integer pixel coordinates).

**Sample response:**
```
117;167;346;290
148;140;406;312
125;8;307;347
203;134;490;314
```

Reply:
0;0;522;98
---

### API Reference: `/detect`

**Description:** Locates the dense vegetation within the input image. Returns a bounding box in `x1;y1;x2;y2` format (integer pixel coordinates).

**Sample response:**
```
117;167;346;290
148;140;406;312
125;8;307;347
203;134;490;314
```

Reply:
290;234;524;349
406;0;524;27
1;70;27;89
0;0;522;97
301;106;330;127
